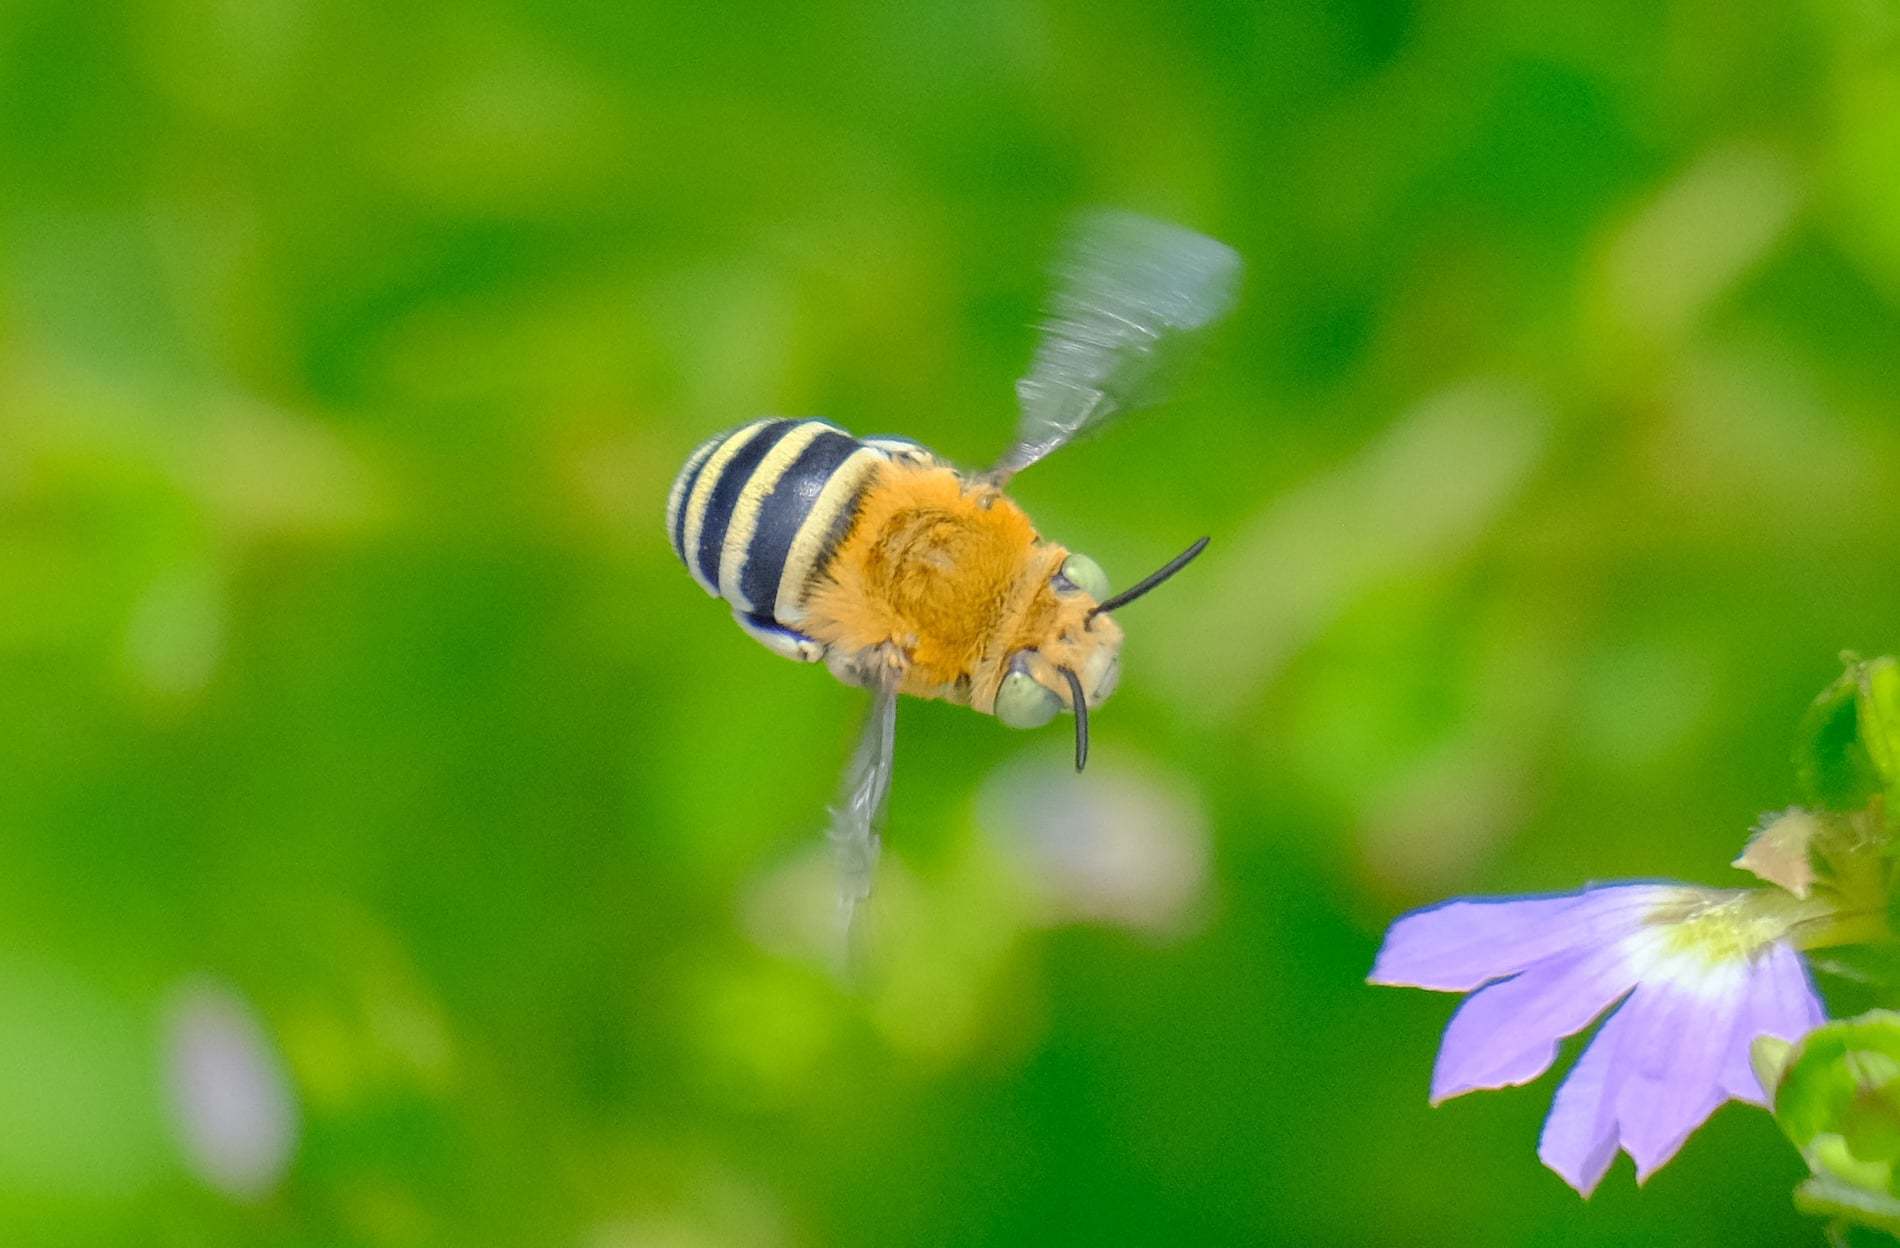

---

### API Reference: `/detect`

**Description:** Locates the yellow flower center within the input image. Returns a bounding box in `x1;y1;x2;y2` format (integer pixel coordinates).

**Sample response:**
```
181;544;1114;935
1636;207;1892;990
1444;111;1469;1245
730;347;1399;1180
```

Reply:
1649;890;1786;963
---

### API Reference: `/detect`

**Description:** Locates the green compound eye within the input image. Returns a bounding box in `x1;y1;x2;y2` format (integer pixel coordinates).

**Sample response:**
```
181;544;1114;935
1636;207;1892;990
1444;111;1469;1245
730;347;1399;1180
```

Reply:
995;669;1061;729
1059;552;1110;601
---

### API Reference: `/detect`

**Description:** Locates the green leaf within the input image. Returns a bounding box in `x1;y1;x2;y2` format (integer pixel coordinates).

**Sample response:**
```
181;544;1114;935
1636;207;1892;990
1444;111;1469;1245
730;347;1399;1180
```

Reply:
1796;658;1887;812
1809;1133;1896;1196
1795;656;1900;815
1793;1174;1900;1237
1862;658;1900;794
1843;1076;1900;1165
1756;1033;1798;1096
1775;1012;1900;1200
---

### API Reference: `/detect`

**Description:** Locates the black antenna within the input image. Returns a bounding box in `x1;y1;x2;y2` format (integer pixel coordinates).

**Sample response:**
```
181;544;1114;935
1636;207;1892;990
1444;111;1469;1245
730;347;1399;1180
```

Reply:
1060;665;1089;773
1088;536;1211;619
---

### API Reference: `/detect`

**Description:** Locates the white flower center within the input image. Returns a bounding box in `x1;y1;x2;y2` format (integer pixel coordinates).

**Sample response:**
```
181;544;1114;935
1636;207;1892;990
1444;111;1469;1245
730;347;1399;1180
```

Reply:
1617;888;1793;997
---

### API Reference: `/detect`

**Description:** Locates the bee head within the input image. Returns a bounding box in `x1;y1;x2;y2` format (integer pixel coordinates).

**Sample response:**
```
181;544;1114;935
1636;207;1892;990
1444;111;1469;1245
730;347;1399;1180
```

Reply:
982;537;1209;772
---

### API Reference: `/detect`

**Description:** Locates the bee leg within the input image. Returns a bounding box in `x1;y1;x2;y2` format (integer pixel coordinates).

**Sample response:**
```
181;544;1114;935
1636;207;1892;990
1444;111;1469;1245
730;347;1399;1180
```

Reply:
733;611;827;663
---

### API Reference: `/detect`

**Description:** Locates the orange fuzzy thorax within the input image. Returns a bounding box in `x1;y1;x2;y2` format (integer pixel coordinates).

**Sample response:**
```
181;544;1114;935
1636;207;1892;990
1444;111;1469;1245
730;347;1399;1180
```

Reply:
802;461;1123;711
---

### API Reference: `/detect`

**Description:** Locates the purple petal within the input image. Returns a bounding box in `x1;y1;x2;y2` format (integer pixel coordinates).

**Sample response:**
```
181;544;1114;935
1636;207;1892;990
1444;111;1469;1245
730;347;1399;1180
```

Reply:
1431;943;1641;1103
1370;884;1682;992
1613;968;1749;1182
1720;943;1825;1104
1538;994;1637;1196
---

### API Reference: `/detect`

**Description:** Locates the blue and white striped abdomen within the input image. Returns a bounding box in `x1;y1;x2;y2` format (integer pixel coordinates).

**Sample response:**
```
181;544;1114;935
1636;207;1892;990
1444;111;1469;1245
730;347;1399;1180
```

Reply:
666;419;915;646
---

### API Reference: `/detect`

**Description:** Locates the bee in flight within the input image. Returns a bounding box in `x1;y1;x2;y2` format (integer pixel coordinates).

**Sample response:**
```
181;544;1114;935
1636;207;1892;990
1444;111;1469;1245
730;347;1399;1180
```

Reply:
666;212;1241;938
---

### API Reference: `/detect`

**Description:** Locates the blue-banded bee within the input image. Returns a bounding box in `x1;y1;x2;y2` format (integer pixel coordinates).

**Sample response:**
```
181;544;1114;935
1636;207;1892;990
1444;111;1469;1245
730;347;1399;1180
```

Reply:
667;212;1241;933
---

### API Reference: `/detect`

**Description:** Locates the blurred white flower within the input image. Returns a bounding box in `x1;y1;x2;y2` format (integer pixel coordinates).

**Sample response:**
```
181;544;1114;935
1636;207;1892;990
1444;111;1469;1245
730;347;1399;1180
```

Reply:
160;979;299;1201
977;753;1210;936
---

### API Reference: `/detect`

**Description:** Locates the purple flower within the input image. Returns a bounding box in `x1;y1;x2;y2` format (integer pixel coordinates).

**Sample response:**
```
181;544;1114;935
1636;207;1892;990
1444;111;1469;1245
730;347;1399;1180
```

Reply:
1370;882;1825;1195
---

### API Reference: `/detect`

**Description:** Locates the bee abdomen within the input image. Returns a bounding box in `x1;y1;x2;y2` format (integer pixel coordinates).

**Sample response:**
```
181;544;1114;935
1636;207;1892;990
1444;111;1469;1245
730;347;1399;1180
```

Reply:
666;418;891;631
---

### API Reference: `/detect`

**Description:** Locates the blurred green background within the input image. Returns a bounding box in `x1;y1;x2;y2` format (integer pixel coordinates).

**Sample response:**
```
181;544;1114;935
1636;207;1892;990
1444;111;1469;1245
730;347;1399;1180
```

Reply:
4;0;1899;1244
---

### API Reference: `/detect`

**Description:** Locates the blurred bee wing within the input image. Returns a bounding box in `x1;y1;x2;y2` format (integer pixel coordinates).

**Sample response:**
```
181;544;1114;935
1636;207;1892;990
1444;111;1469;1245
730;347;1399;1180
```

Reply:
993;211;1242;480
828;669;899;968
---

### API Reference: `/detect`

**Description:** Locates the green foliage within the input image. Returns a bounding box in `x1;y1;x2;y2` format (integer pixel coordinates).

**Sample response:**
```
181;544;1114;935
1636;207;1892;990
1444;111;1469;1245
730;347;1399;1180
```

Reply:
1770;1012;1900;1236
1741;660;1897;967
1793;1176;1900;1240
1797;657;1900;814
3;0;1900;1245
1865;662;1900;801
